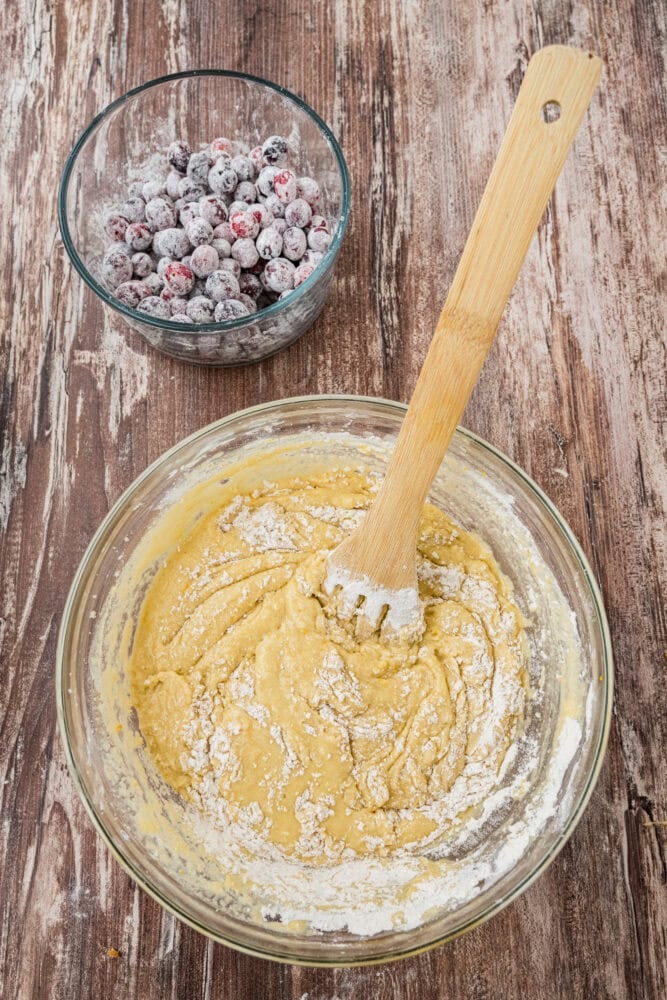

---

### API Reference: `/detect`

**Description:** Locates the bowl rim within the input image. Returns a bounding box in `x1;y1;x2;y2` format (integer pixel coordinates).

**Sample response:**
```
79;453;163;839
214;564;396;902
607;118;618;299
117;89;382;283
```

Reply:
57;69;352;335
55;394;614;966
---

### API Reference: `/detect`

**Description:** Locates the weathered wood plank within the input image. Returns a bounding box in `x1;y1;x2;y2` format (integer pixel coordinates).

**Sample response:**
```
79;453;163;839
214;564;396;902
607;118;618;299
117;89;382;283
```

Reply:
1;0;665;997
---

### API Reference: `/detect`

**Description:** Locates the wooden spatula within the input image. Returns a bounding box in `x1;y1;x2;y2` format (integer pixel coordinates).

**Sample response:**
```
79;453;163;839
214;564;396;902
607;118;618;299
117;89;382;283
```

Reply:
325;45;602;633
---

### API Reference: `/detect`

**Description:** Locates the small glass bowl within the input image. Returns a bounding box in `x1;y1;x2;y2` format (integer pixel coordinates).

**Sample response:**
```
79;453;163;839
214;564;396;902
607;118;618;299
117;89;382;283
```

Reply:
58;71;351;366
56;397;613;965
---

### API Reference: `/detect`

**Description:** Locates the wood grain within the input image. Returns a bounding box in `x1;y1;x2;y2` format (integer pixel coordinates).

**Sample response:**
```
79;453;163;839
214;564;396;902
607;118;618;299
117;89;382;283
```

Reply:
1;1;665;998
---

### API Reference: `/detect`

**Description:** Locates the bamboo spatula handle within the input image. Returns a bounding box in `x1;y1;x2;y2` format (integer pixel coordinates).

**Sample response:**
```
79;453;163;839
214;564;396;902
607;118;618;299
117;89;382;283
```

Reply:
377;46;601;536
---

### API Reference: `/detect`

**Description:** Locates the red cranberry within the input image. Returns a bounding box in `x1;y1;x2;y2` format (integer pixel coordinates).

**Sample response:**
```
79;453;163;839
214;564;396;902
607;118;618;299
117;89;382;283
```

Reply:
296;176;320;207
273;170;297;204
185;295;216;323
261;135;288;166
229;210;259;240
282;226;307;262
125;222;153;251
284;198;312;229
264;257;295;293
104;212;129;241
256;227;283;260
205;269;240;302
214;299;250;322
231;237;259;268
164;261;195;295
198;195;228;227
294;261;315;287
115;280;150;307
137;295;171;319
190;245;219;278
168;140;191;173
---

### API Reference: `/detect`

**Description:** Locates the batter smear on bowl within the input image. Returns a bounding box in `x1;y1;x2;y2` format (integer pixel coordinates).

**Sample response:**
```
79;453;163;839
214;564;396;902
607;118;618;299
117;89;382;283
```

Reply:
130;462;527;864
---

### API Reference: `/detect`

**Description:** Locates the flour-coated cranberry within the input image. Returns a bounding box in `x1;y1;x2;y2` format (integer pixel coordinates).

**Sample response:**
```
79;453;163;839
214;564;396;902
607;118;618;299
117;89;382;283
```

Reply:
249;146;263;172
185;218;213;247
230;210;259;240
152;227;191;259
205;269;240;302
213;221;236;244
239;272;263;300
192;278;208;296
273;170;297;204
231;237;259;268
181;254;192;268
138;295;171;319
208;161;238;195
245;258;266;275
261;135;288;166
227;199;252;216
234;180;257;204
170;312;190;323
238;292;258;314
114;280;149;307
145;197;177;232
211;137;235;155
190;244;219;278
309;215;328;231
142;180;166;202
178;175;207;201
166;170;182;199
198;195;228;227
157;257;173;278
122;196;146;223
230;155;255;181
256;226;283;260
264;257;295;292
211;237;232;259
256;165;279;197
178;201;200;227
125;222;153;251
296;176;320;207
214;298;250;322
302;248;324;265
307;227;331;252
131;252;153;278
272;218;287;236
282;226;307;262
247;202;272;230
264;193;284;219
293;261;315;287
187;150;211;186
186;295;216;323
284;198;312;228
168;140;191;173
168;296;189;315
142;272;164;294
164;261;195;295
104;212;129;241
278;289;293;300
219;258;241;279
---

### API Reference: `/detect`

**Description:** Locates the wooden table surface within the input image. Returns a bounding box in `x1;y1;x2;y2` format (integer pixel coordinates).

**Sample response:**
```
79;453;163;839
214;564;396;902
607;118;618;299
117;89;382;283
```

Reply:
1;0;665;997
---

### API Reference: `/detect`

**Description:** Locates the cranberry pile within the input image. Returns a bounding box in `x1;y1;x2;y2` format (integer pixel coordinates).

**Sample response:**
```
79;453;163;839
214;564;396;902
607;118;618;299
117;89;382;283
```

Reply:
100;135;331;323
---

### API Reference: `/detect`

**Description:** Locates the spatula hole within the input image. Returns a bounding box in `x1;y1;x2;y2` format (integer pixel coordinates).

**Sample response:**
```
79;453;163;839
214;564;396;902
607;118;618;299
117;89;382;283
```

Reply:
541;100;561;124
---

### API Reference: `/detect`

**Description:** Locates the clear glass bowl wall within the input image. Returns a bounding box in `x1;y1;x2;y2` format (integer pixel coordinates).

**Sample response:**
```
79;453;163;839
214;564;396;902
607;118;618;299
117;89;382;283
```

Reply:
57;397;612;965
58;72;350;366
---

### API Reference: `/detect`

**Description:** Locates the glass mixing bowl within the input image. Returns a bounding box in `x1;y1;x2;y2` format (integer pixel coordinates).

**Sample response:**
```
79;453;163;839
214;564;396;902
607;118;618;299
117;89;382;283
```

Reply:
58;72;350;366
56;397;612;965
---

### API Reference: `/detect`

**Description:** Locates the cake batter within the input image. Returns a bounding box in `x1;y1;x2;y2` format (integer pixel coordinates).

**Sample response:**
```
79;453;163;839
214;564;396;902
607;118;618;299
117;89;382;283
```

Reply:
130;460;527;864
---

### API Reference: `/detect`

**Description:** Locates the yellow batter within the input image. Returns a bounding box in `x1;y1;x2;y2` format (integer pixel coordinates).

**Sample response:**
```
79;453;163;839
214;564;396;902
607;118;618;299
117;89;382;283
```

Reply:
130;460;527;864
